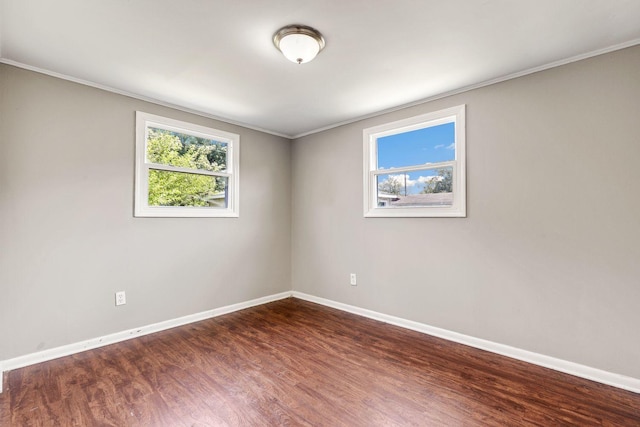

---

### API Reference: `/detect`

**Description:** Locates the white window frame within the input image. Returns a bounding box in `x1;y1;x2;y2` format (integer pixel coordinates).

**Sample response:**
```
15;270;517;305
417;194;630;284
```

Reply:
363;104;466;218
134;111;240;218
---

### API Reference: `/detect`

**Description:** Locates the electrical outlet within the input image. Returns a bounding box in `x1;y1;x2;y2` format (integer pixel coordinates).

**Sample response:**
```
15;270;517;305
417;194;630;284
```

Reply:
115;291;126;306
350;273;357;286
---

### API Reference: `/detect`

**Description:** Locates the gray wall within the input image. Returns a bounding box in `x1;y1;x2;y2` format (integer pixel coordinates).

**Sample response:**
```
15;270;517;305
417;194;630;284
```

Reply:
2;45;639;380
291;45;640;379
0;65;292;361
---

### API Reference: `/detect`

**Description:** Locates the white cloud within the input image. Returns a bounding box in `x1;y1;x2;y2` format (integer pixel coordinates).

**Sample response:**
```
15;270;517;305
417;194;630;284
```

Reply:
434;144;444;149
417;175;442;183
387;174;418;187
446;142;455;150
386;173;441;188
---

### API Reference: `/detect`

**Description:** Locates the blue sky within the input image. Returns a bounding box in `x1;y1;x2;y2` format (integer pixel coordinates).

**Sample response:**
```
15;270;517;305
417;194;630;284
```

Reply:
377;122;455;195
377;122;455;169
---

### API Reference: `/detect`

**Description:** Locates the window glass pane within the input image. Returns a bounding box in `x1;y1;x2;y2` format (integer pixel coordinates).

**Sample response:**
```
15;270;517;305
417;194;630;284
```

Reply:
377;122;454;169
146;127;228;172
376;167;453;207
148;169;228;208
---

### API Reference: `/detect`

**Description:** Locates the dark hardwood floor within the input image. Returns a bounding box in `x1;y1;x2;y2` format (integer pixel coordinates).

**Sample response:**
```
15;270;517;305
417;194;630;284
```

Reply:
1;298;639;426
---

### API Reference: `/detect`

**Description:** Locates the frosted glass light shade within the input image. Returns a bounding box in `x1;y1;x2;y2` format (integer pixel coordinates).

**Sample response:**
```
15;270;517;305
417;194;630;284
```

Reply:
279;33;320;64
273;25;325;64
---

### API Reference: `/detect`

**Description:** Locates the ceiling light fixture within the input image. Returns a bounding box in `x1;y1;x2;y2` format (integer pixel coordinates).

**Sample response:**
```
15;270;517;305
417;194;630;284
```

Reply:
273;25;325;64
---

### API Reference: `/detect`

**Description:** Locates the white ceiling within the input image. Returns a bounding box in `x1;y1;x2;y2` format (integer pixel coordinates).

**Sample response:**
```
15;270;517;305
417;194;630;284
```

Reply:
1;0;639;138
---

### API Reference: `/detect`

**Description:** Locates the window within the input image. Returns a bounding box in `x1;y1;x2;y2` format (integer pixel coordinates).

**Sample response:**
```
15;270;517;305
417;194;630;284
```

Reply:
134;112;239;217
363;105;465;217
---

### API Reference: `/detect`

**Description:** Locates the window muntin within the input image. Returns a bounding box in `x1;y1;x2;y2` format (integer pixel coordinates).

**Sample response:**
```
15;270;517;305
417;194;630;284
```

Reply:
135;112;239;217
363;105;465;217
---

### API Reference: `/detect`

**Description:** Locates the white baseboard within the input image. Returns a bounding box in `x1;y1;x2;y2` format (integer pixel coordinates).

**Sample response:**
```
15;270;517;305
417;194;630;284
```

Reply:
292;291;640;394
0;291;293;386
2;290;638;395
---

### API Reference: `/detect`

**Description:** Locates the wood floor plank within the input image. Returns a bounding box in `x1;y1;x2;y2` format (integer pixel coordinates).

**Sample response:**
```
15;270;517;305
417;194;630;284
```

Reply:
1;297;639;426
